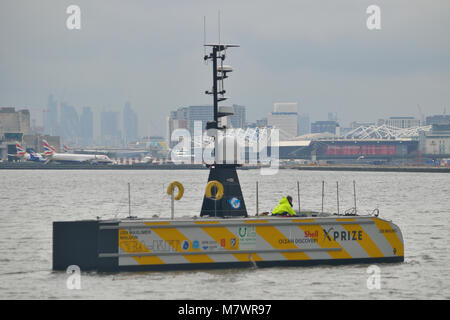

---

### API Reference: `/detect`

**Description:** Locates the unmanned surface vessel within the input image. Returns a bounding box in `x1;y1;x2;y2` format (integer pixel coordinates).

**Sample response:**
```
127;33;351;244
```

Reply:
53;43;404;272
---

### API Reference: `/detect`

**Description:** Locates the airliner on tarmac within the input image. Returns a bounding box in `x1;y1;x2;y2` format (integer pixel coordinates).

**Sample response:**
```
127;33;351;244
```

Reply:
42;140;114;164
8;142;46;162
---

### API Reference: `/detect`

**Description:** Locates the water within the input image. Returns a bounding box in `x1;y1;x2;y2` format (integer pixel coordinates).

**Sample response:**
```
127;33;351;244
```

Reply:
0;169;449;299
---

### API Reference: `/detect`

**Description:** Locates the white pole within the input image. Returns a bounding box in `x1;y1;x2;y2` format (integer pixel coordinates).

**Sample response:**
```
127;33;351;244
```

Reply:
321;181;324;214
336;181;340;215
256;181;259;216
128;182;131;218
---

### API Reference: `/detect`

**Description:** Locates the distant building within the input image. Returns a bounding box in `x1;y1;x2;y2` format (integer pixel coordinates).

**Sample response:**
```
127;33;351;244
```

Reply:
378;117;420;128
0;107;31;160
426;115;450;126
328;112;338;122
267;102;298;139
186;105;214;135
45;94;59;136
222;104;246;129
101;111;122;146
256;118;268;127
123;102;139;144
419;124;450;155
166;105;214;146
298;114;310;136
80;107;93;146
350;121;376;129
60;103;80;144
0;107;30;136
311;120;339;135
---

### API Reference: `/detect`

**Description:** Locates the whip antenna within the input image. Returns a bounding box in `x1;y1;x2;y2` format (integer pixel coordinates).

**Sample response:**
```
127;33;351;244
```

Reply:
218;10;221;46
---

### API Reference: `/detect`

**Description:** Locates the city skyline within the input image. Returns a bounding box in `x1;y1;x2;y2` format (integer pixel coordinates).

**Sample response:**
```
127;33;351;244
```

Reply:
1;1;449;137
17;95;450;147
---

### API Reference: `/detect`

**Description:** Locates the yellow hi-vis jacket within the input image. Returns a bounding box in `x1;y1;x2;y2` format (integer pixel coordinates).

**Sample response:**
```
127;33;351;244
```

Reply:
272;197;297;216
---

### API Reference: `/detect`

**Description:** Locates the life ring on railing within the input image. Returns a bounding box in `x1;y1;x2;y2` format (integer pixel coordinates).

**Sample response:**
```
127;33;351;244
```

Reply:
167;181;184;200
205;180;224;200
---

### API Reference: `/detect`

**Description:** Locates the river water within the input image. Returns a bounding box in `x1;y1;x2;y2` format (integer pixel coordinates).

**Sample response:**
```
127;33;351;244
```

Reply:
0;169;449;299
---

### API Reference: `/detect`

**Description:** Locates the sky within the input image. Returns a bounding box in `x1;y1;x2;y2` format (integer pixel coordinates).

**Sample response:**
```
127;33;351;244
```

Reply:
1;0;449;137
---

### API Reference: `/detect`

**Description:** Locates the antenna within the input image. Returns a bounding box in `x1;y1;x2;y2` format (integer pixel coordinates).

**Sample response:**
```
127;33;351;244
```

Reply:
203;16;207;59
218;10;221;45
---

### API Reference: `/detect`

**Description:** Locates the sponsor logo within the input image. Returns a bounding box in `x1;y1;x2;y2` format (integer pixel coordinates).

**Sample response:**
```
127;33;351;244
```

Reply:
323;228;363;241
220;238;226;247
304;230;318;238
192;240;200;250
230;238;237;248
182;240;190;250
228;197;241;209
201;240;218;250
148;239;180;252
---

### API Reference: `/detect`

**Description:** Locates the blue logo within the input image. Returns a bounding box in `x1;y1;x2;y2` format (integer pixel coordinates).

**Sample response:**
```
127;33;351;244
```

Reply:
182;240;190;250
230;238;237;247
192;240;200;250
228;197;241;209
202;246;208;250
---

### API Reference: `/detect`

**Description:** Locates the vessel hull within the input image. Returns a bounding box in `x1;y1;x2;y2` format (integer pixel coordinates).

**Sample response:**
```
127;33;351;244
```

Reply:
53;216;404;272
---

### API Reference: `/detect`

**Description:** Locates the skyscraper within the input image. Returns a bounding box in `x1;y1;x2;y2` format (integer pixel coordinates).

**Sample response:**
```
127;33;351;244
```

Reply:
222;104;246;129
45;94;58;136
267;102;299;139
60;102;80;144
298;113;310;136
123;102;138;144
100;111;121;146
80;106;93;146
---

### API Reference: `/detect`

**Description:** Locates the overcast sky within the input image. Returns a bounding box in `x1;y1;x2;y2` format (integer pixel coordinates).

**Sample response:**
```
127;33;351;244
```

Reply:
1;0;449;137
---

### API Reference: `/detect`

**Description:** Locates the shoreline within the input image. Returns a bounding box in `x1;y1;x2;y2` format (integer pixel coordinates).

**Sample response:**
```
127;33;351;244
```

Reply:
1;162;450;172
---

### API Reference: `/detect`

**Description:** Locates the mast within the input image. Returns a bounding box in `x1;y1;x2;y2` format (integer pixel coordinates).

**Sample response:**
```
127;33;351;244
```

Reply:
200;43;247;217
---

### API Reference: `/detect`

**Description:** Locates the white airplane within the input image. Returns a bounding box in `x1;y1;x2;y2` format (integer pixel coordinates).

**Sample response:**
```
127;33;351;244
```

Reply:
8;142;46;162
42;140;114;164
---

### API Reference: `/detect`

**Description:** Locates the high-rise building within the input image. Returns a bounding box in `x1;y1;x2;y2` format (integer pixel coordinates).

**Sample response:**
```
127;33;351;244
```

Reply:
311;120;339;135
186;105;214;135
45;94;58;136
426;115;450;125
378;117;420;128
167;105;213;134
60;103;80;144
298;113;310;136
0;107;30;136
223;104;246;129
80;106;93;146
123;102;138;144
267;102;298;139
101;111;121;146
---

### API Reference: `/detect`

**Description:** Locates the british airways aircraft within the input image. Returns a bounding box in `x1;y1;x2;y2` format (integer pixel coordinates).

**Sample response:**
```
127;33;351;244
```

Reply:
42;140;114;164
8;143;46;162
